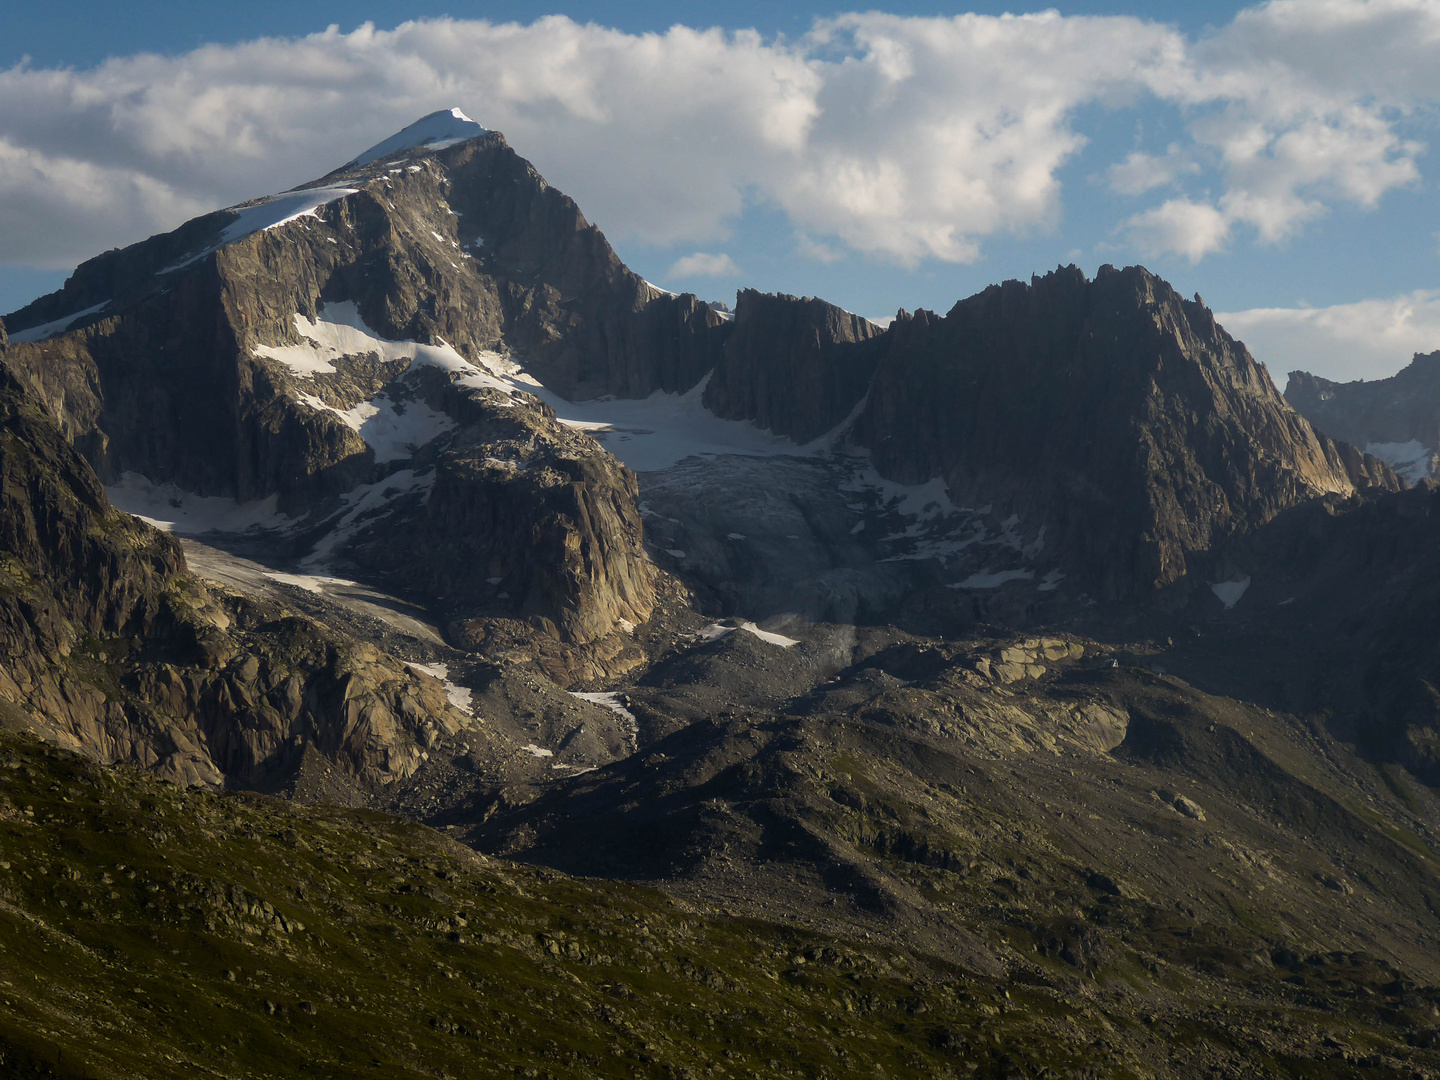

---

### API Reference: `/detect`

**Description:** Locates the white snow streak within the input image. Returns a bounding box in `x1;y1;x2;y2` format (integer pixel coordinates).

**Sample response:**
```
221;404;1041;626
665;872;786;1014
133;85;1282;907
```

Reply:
348;107;489;167
104;472;293;535
405;661;474;713
950;568;1035;590
7;301;109;344
698;621;800;647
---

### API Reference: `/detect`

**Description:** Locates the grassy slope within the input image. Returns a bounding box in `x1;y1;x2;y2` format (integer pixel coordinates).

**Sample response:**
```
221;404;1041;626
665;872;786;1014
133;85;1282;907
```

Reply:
0;727;1435;1079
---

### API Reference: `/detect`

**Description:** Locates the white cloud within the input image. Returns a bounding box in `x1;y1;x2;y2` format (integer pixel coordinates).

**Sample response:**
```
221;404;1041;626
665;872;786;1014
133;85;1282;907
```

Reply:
1124;198;1231;263
0;5;1435;271
794;233;843;264
1106;145;1200;196
667;251;741;278
1115;0;1433;258
1218;289;1440;385
0;137;210;267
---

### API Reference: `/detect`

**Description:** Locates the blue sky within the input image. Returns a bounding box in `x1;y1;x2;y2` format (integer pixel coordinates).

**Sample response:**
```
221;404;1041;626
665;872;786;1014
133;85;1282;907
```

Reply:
0;3;1248;67
3;1;1440;382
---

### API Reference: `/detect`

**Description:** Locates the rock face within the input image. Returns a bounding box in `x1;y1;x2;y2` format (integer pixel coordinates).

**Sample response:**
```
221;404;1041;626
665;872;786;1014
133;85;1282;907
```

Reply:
851;266;1398;597
1287;354;1440;482
702;290;885;443
0;126;710;653
1218;482;1440;786
653;265;1396;606
0;361;471;788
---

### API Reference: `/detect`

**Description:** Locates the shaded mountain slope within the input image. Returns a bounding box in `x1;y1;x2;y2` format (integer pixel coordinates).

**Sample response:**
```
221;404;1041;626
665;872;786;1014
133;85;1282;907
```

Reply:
702;289;886;444
1287;352;1440;482
471;627;1440;982
849;266;1395;599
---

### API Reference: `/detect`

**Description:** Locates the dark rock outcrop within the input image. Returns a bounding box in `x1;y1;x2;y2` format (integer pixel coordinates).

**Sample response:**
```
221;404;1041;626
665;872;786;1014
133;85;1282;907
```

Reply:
1287;354;1440;481
1212;481;1440;784
846;265;1395;599
702;290;884;443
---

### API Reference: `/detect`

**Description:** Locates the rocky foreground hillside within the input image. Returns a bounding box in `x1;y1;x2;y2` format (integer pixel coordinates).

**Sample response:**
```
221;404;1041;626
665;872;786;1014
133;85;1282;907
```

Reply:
4;110;1440;1077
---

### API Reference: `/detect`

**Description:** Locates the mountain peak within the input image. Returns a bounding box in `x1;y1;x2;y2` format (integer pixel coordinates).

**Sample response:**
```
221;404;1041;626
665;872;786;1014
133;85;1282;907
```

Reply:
347;106;491;168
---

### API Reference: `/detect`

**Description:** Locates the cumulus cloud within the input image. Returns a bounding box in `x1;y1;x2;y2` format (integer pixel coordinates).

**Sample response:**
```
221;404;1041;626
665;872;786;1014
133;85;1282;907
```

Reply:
1106;145;1201;196
1218;289;1440;384
1124;198;1231;262
1111;0;1431;258
0;4;1434;270
794;233;843;264
667;252;741;278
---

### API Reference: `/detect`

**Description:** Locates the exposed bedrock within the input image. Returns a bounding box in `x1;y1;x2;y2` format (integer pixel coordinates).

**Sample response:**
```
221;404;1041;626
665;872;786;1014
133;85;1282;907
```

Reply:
702;289;885;443
0;133;710;649
848;265;1396;599
0;362;472;789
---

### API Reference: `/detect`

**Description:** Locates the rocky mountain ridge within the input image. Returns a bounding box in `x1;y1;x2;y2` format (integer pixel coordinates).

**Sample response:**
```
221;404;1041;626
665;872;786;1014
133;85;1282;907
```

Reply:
3;113;1397;669
1;127;708;665
1287;352;1440;482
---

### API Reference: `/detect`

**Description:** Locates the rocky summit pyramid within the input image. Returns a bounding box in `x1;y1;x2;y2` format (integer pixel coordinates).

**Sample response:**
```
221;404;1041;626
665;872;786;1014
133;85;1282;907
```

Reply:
5;109;1440;1078
1;111;734;681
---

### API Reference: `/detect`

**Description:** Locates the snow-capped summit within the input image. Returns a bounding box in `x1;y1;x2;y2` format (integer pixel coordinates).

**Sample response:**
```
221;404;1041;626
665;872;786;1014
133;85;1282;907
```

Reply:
347;107;491;168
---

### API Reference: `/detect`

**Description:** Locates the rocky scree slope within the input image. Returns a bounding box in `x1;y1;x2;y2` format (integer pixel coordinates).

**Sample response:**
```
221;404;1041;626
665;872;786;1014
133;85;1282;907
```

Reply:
1287;352;1440;482
0;354;472;790
470;623;1440;983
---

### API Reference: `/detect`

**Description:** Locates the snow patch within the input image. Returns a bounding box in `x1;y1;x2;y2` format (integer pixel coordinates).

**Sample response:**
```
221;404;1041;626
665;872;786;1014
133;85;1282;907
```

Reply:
1211;576;1251;610
699;621;799;648
256;301;522;400
950;568;1035;590
218;187;357;245
405;661;474;713
520;744;554;759
570;691;638;732
160;188;356;272
520;371;834;473
301;469;434;568
7;301;109;344
105;473;293;535
1037;569;1066;592
348;108;490;167
842;472;956;521
1365;440;1433;483
293;388;455;463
